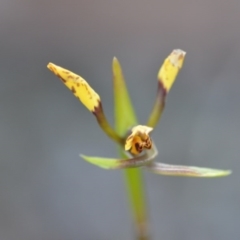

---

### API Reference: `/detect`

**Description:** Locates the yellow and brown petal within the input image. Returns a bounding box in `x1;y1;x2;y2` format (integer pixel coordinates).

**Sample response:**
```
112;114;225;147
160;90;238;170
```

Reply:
147;49;186;128
47;62;123;145
47;63;100;112
125;125;153;155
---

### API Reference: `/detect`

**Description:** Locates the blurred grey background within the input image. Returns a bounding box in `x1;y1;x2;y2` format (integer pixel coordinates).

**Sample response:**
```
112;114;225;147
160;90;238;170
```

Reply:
0;0;240;240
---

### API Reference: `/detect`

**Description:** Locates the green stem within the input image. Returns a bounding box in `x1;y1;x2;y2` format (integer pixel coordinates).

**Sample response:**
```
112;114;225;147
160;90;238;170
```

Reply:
122;147;158;240
123;167;150;240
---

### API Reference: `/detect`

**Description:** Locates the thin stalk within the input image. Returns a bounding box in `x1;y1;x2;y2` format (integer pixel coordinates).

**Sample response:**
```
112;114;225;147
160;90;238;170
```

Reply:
124;167;150;240
119;149;151;240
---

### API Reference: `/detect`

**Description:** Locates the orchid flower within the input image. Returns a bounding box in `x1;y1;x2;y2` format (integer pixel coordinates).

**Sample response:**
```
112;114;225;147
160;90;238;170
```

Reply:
47;50;231;177
47;50;231;240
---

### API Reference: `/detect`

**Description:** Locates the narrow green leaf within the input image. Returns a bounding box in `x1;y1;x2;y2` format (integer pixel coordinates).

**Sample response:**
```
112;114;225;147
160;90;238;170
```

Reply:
112;57;137;136
147;162;232;177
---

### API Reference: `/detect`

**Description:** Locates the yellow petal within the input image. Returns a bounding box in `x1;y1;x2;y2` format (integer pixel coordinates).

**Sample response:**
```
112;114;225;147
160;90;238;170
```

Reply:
47;63;100;112
125;125;153;155
158;49;186;92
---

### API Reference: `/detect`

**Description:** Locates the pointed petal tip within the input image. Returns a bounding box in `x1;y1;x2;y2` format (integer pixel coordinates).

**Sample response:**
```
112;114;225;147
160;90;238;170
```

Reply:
47;63;59;75
80;154;122;169
201;170;232;178
227;170;232;175
47;62;54;70
113;54;137;135
168;49;186;69
198;168;232;177
47;62;59;76
80;154;110;169
80;154;105;167
214;169;232;177
79;154;85;159
173;49;186;56
112;56;120;67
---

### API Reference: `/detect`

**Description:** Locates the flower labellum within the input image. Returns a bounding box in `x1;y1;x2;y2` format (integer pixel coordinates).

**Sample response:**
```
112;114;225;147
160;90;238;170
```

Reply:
125;125;153;155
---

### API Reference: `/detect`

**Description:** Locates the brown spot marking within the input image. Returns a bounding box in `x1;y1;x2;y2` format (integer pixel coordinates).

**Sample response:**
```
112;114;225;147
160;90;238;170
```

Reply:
71;86;76;94
144;141;152;149
60;77;67;83
92;100;102;115
67;75;74;80
76;83;80;87
83;83;91;98
135;142;143;153
158;81;167;97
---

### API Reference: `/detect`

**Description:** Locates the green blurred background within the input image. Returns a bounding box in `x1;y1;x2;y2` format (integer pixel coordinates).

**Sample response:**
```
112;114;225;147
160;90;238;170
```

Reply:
0;1;239;239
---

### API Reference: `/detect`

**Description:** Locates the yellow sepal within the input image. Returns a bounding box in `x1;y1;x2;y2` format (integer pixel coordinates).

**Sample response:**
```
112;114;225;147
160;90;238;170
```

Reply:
158;49;186;92
47;63;100;112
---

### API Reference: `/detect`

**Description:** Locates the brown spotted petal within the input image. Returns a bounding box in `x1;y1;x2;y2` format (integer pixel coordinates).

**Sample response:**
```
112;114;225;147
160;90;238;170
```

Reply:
47;63;100;112
147;49;186;128
47;62;123;145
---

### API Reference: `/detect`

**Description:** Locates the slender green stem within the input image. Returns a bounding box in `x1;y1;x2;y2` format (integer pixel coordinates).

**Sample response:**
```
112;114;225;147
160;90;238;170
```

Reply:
119;150;150;240
121;146;158;239
124;167;150;240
